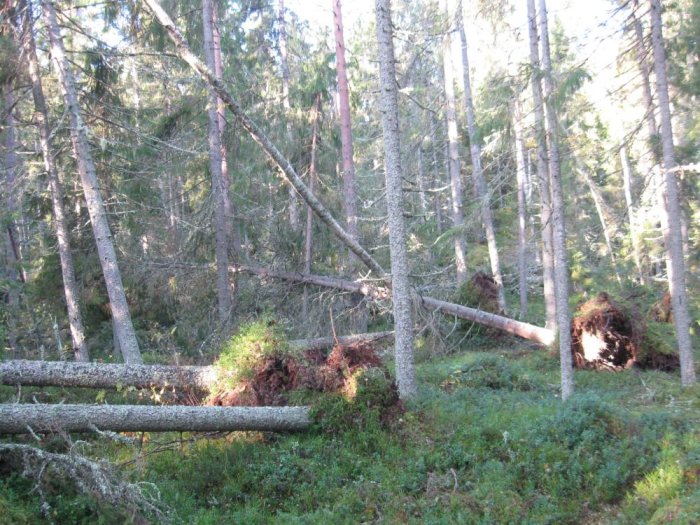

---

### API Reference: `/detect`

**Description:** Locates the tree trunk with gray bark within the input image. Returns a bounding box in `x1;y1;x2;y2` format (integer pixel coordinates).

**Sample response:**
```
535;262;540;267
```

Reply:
0;404;310;434
203;0;231;324
373;0;417;399
43;0;142;364
539;0;574;399
22;0;89;361
441;0;468;285
649;0;695;386
527;0;556;332
458;5;506;312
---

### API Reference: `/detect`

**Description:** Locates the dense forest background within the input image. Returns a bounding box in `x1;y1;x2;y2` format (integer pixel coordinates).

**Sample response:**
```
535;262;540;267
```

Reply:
1;0;700;522
1;0;698;377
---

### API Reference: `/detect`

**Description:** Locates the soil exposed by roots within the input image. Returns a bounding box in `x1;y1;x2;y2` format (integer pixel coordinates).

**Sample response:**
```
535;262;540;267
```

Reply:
207;341;392;407
571;292;680;371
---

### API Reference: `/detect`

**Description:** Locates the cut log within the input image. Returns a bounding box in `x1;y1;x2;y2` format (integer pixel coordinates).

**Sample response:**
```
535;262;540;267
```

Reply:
0;404;310;434
231;264;555;345
0;333;393;390
0;361;217;390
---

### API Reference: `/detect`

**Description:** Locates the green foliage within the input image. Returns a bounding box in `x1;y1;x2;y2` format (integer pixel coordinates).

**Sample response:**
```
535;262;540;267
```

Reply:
442;354;538;391
212;317;291;390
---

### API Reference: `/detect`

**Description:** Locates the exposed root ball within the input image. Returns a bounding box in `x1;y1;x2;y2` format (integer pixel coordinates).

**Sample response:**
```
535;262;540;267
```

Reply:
208;342;393;407
571;292;680;372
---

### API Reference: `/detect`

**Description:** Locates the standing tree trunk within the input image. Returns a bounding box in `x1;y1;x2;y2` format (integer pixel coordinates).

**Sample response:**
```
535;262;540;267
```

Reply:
212;1;241;255
22;0;88;361
620;145;646;283
538;0;573;399
42;0;142;364
203;0;231;324
649;0;695;386
278;0;300;230
374;0;417;399
303;94;322;318
1;84;21;356
332;0;360;260
457;5;506;312
440;1;467;285
513;102;529;318
527;0;556;331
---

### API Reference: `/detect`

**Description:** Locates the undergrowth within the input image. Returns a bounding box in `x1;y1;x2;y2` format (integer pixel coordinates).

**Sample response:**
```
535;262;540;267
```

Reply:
1;347;699;524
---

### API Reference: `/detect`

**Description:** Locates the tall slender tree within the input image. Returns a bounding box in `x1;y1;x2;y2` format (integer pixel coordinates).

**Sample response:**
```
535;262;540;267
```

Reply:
457;2;506;312
374;0;416;399
527;0;556;331
649;0;696;386
513;99;529;318
203;0;231;324
22;0;88;361
538;0;573;399
332;0;360;257
278;0;300;231
42;0;142;364
441;0;467;285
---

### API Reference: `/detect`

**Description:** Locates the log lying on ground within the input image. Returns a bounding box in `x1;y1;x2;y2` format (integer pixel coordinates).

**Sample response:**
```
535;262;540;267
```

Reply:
0;404;310;434
0;360;217;390
231;264;555;345
0;333;393;390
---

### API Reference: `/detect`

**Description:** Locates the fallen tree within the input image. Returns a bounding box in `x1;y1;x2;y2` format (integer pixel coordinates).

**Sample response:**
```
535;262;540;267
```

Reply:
0;404;311;434
0;361;216;390
231;265;555;345
0;332;393;390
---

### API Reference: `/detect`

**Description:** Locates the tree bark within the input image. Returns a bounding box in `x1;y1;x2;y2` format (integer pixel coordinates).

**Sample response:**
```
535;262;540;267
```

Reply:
513;102;529;318
22;0;89;361
649;0;695;386
527;0;556;331
440;1;468;285
539;0;574;399
458;5;506;312
333;0;359;253
203;0;231;324
304;94;322;317
42;0;142;363
231;264;555;345
141;0;385;278
375;0;417;399
0;404;311;434
0;360;217;390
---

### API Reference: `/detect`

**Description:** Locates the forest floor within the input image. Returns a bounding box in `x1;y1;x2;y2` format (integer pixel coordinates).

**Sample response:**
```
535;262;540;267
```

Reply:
1;342;699;524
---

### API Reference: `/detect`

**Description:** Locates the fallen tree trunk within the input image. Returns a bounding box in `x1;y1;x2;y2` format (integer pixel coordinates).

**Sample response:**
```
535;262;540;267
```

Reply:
290;331;394;351
0;404;310;434
232;264;555;345
0;361;217;390
0;333;393;390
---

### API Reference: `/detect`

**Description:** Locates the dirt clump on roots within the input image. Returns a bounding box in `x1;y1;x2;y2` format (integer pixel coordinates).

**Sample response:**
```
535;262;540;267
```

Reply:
207;341;396;407
571;292;680;372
